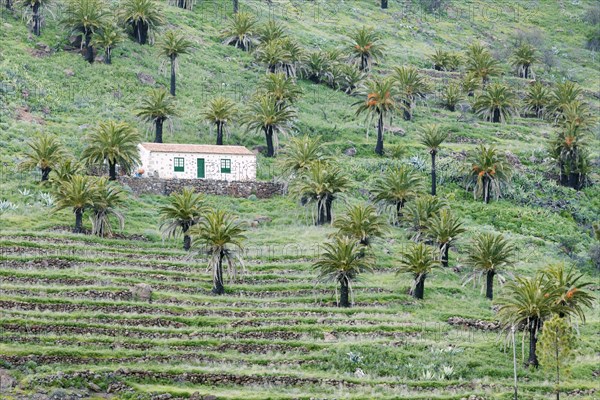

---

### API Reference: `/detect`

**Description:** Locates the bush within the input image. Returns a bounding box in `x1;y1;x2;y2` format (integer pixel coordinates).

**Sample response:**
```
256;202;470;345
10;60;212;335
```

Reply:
586;27;600;52
583;7;600;25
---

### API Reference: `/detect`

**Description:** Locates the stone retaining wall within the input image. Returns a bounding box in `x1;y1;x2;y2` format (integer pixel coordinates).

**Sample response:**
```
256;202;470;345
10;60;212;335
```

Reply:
120;177;283;199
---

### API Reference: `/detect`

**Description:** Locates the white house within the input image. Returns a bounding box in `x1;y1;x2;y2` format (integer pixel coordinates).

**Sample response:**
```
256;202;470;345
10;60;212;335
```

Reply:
136;143;256;181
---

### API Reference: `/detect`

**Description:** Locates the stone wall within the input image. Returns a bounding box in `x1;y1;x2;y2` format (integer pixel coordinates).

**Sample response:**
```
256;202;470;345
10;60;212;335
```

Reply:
120;177;284;199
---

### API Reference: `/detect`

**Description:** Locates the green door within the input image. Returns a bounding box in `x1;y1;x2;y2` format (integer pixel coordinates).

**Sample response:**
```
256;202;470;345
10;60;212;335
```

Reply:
197;158;205;178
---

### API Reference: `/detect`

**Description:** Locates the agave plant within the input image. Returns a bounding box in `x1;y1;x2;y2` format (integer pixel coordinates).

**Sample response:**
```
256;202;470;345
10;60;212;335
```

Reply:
346;26;384;72
473;83;518;123
465;145;512;203
221;12;257;51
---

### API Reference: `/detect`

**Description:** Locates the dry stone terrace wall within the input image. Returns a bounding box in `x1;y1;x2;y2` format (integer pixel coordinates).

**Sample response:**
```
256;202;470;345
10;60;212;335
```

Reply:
120;177;284;199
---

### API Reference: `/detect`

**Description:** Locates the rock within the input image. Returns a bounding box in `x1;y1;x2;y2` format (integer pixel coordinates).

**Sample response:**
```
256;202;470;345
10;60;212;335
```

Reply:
323;332;336;342
344;147;357;157
354;368;366;378
505;151;522;169
95;55;105;63
137;72;156;85
253;216;272;225
64;69;75;77
252;145;267;155
385;125;405;136
189;392;201;400
35;42;50;52
0;369;16;390
130;283;153;302
87;382;101;392
203;396;217;400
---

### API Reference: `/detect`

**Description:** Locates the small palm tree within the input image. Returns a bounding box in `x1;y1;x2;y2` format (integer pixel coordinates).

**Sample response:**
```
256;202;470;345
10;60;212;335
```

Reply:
242;94;296;157
19;133;66;182
333;203;388;246
371;166;424;222
159;187;207;251
49;159;84;186
90;177;126;237
260;72;302;108
466;145;512;203
419;124;448;196
279;134;326;175
542;264;594;321
190;209;247;295
313;236;374;307
202;96;238;146
81;121;141;181
548;81;582;122
549;127;590;190
428;49;461;72
135;88;178;143
221;12;257;51
335;64;366;94
440;82;463;112
119;0;164;45
473;83;518;123
466;46;501;85
254;39;288;74
397;242;440;300
354;77;398;155
461;71;481;97
168;0;195;10
392;66;430;121
17;0;52;36
53;174;96;233
302;51;335;85
511;43;537;79
158;30;194;96
62;0;108;63
279;38;305;79
463;233;515;299
292;161;352;225
259;19;286;43
524;81;550;118
347;26;384;72
91;24;124;64
426;209;465;268
403;195;448;241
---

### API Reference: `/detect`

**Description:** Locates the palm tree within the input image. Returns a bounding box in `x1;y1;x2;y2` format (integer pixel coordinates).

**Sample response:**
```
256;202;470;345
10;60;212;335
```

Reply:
397;242;440;300
466;145;512;203
135;88;178;143
190;209;246;295
242;94;296;157
371;165;424;222
17;0;52;36
259;19;287;43
302;51;336;85
53;174;96;233
168;0;194;10
19;133;66;182
466;45;501;85
354;77;398;155
119;0;164;45
260;72;302;108
392;66;430;121
473;83;518;123
158;30;194;96
426;209;465;268
62;0;108;63
90;178;126;237
347;26;383;72
335;64;366;94
232;0;238;13
49;159;84;186
202;96;237;145
440;82;463;112
419;124;448;196
403;195;447;241
429;49;449;71
81;121;141;181
542;264;594;321
279;134;326;175
292;161;352;225
254;39;290;74
511;44;537;79
313;236;374;307
524;81;550;118
547;81;582;122
91;24;124;64
333;203;388;246
221;12;257;51
381;0;388;9
159;187;207;251
463;233;515;299
461;71;481;97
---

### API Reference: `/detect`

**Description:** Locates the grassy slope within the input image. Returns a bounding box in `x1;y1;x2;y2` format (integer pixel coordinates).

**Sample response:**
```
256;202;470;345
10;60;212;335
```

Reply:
0;0;599;398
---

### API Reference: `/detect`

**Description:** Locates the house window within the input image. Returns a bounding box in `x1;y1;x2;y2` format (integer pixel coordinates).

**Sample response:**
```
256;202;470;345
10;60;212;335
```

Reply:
221;159;231;173
174;157;185;172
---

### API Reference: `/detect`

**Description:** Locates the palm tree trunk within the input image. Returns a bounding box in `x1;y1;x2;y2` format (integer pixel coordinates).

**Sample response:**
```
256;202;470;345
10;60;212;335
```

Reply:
375;113;384;155
216;121;224;145
524;65;529;79
74;209;83;233
41;167;51;181
135;21;148;45
381;0;388;9
265;126;275;157
84;30;94;63
108;161;117;181
484;178;491;204
403;99;411;121
396;199;405;221
528;319;539;367
170;55;176;96
233;0;238;13
413;274;426;299
485;270;494;300
430;150;437;196
182;224;191;251
317;197;327;226
492;108;501;123
212;250;225;294
360;54;367;71
559;162;568;186
441;243;449;268
325;194;333;224
32;2;40;36
339;277;350;307
155;119;164;143
6;0;13;11
105;47;112;64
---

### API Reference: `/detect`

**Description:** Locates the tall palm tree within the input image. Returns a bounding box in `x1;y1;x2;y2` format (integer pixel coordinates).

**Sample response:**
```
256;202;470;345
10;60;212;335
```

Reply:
90;177;126;237
403;195;447;241
463;233;515;299
426;209;465;268
17;0;52;36
397;242;440;300
135;88;178;143
242;94;296;157
347;26;384;72
541;264;594;321
292;161;352;225
81;121;141;181
473;83;518;123
119;0;164;45
53;174;96;233
419;124;448;196
62;0;108;63
91;24;124;64
392;66;430;121
524;81;550;118
19;133;66;182
159;187;207;251
202;96;237;146
190;209;247;295
313;236;374;307
466;145;512;203
279;134;326;175
371;166;424;222
221;11;257;51
333;203;388;246
158;30;194;96
354;77;398;155
511;43;537;79
466;45;501;85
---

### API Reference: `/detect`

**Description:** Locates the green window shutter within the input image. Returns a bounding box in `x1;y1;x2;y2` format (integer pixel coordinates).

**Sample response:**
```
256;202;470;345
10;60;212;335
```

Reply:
174;157;185;172
221;159;231;174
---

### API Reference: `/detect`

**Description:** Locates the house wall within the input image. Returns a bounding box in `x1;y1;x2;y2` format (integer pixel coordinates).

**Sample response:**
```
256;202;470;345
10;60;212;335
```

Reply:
138;148;256;181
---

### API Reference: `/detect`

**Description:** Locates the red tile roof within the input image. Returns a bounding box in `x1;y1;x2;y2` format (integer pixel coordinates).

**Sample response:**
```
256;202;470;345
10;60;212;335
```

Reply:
140;143;254;156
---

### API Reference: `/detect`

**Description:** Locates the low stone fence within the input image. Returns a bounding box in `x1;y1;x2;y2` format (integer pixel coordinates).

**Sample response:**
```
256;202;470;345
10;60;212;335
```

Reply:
120;177;284;199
